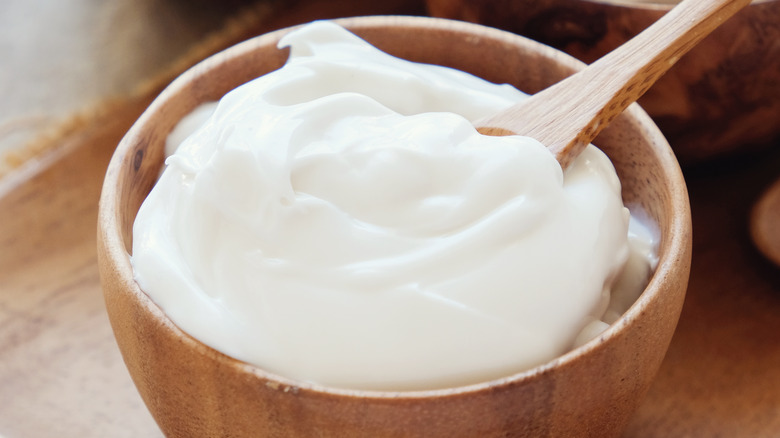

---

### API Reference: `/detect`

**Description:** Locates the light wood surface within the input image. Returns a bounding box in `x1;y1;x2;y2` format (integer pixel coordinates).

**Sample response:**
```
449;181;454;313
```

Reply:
477;0;750;170
1;1;778;437
0;95;163;438
625;147;780;438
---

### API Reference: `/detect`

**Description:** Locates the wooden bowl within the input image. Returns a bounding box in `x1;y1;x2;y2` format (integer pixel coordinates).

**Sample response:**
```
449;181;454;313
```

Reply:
97;16;692;438
427;0;780;164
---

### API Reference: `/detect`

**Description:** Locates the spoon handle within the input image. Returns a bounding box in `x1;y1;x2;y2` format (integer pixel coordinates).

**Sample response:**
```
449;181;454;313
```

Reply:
478;0;751;170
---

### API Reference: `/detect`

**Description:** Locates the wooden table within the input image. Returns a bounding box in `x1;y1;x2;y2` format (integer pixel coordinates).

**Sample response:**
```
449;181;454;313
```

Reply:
1;1;778;436
624;147;780;437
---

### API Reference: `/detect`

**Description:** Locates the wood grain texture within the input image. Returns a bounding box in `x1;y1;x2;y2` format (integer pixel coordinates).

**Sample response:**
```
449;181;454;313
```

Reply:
427;0;780;164
0;96;162;437
476;0;750;170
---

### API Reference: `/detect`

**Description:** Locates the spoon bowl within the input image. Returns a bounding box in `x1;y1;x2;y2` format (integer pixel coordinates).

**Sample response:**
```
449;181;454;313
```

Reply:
98;16;692;438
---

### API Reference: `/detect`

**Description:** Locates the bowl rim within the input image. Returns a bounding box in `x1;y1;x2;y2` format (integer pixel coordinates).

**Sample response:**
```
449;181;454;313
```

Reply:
98;14;691;400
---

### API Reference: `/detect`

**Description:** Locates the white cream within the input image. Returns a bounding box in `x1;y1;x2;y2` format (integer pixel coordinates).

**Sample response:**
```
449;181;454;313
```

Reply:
131;21;657;391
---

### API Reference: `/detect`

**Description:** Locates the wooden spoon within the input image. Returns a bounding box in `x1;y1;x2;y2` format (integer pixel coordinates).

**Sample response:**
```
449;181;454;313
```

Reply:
477;0;751;170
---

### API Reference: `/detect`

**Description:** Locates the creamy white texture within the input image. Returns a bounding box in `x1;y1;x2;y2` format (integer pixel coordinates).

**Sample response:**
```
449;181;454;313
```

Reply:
131;21;656;391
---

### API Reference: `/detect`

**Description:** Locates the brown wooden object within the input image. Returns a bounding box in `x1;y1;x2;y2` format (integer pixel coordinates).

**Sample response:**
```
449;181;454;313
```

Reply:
96;16;692;437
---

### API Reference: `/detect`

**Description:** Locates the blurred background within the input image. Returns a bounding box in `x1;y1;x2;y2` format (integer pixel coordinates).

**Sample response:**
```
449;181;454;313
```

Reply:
4;0;778;174
0;0;257;172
